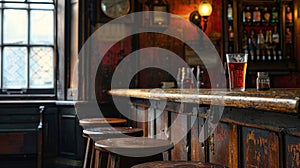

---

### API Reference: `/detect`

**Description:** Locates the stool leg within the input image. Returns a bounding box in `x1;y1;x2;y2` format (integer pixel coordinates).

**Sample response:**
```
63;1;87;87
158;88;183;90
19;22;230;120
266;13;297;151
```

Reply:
94;149;99;168
94;150;104;168
107;153;120;168
83;137;91;168
89;140;95;168
99;152;109;168
94;147;109;168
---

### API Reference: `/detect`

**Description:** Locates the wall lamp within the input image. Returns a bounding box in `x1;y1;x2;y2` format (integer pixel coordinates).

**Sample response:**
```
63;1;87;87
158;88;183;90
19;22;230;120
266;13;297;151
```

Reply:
189;0;212;32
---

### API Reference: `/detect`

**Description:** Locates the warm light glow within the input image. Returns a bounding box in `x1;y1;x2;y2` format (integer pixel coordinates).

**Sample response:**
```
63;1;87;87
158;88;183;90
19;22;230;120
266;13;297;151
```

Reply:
198;0;212;17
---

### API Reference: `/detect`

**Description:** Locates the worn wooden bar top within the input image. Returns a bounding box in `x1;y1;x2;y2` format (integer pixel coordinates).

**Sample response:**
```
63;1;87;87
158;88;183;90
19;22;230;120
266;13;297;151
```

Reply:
109;88;300;114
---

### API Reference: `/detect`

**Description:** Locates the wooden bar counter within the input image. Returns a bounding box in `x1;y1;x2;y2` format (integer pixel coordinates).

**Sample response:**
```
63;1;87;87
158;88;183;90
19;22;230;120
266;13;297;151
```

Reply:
109;88;300;113
109;88;300;168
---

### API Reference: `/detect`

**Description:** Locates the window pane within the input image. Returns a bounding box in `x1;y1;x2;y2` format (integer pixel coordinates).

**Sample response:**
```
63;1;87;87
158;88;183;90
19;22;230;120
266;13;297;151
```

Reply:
30;4;54;10
30;10;53;44
30;47;54;88
3;3;28;8
3;9;28;44
3;47;27;89
28;0;53;2
2;0;25;2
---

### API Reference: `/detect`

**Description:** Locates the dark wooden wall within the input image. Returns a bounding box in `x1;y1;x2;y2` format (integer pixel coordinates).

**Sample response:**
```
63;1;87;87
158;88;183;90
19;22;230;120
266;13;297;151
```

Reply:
0;103;84;168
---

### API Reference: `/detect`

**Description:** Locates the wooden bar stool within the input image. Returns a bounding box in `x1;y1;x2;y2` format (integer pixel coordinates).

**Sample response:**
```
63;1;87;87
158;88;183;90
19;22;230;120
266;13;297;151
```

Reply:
95;137;174;168
79;118;127;128
131;161;228;168
79;118;127;168
85;127;143;168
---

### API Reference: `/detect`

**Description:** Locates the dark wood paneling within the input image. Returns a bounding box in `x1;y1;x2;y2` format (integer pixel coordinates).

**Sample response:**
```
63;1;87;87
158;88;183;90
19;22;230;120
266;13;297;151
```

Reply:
0;103;86;168
43;107;58;159
155;107;169;160
0;132;37;154
190;114;205;162
0;105;40;142
137;33;184;89
59;106;84;161
242;127;280;168
209;122;238;167
285;133;300;167
0;155;36;168
0;104;51;168
170;113;188;160
60;115;77;155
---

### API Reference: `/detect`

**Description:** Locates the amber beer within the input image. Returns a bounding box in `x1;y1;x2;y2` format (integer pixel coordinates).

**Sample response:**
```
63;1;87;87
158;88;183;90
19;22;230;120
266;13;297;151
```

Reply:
228;62;247;90
226;53;248;91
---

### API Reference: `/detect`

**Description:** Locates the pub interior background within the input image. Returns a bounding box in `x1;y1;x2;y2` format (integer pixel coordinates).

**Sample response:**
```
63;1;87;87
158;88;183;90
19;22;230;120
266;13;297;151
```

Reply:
0;0;299;167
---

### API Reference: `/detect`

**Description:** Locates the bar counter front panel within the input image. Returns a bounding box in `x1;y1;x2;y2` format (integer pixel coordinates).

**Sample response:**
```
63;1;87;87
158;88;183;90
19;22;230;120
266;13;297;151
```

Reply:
109;88;300;168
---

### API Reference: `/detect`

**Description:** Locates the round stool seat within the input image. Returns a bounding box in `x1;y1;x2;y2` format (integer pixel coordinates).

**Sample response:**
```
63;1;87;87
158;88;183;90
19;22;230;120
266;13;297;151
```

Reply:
95;137;173;157
79;117;127;127
83;127;143;140
80;117;127;168
132;161;227;168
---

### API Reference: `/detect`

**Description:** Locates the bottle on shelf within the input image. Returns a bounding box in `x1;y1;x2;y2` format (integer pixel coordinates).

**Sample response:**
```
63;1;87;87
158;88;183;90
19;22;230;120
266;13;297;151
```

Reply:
272;48;277;62
253;7;261;23
271;7;278;23
256;47;260;61
243;6;252;23
267;49;272;61
285;27;292;44
181;67;193;89
242;29;248;51
286;47;291;60
227;4;233;21
250;29;257;61
244;49;249;61
257;29;265;47
257;29;265;62
248;36;255;61
250;29;257;48
249;48;255;62
265;30;273;49
190;67;194;88
229;25;234;39
272;26;279;45
177;67;181;88
278;50;282;61
285;25;293;60
261;48;266;61
196;65;201;89
286;6;293;23
262;7;270;24
266;30;273;62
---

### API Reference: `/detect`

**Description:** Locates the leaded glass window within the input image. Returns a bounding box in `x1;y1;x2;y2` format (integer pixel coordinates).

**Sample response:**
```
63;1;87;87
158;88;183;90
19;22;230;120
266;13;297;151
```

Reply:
0;0;55;95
